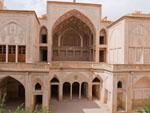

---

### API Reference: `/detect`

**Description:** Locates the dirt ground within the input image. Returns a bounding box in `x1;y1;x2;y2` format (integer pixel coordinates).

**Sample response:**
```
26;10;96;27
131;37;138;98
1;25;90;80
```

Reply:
50;99;111;113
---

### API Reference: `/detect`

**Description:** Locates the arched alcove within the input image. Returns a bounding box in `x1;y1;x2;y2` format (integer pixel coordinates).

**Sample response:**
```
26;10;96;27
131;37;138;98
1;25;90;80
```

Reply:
92;77;100;83
99;29;107;45
35;83;42;90
81;82;88;99
50;77;59;100
40;26;48;44
51;77;59;83
72;82;80;99
52;10;96;61
0;76;25;112
92;77;101;100
63;82;71;100
117;81;123;88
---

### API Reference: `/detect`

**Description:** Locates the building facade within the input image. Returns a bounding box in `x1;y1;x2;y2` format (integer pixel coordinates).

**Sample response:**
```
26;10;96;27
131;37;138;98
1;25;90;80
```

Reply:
0;1;150;113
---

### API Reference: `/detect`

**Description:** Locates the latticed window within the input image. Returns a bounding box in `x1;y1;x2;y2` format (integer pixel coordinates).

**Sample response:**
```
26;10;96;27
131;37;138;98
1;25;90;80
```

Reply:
18;46;26;54
8;45;16;62
18;46;26;62
0;45;6;62
9;46;15;54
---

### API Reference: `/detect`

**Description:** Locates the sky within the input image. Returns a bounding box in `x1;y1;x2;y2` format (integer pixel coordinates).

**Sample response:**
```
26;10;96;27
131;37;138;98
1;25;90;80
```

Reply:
4;0;150;20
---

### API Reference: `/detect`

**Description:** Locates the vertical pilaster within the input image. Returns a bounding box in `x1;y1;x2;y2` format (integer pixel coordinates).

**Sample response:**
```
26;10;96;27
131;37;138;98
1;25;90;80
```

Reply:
70;84;72;100
25;73;34;112
88;82;92;100
43;76;50;110
127;74;133;112
59;83;63;101
6;45;8;63
79;83;81;99
95;30;100;62
16;45;18;63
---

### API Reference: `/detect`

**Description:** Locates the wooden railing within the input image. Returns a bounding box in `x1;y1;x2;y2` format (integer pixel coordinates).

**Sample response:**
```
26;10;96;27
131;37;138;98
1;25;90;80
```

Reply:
52;46;94;61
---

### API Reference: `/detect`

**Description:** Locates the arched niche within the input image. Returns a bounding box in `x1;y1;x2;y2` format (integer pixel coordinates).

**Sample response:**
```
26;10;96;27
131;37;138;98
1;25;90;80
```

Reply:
40;26;48;44
35;83;42;90
52;10;96;61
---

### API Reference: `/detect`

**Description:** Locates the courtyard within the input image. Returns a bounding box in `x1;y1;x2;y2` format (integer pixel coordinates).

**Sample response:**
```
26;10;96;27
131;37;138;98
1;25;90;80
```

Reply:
50;99;111;113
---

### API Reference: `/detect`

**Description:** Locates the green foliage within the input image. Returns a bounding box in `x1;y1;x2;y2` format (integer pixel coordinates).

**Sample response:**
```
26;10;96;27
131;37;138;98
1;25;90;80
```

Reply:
0;94;51;113
137;104;150;113
12;105;26;113
0;94;6;113
33;109;51;113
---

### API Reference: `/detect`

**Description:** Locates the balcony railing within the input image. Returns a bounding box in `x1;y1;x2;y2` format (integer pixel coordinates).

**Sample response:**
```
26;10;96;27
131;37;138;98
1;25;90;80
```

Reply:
52;46;94;61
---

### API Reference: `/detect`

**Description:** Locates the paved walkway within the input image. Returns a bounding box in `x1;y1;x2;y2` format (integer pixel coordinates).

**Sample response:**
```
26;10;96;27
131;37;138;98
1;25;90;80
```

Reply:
50;99;111;113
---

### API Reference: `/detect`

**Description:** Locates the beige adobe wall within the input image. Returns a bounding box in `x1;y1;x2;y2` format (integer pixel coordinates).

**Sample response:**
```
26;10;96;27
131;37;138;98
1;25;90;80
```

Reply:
0;0;4;9
108;20;125;64
31;14;40;63
112;72;132;113
47;2;101;62
39;16;48;27
125;18;150;64
0;11;40;63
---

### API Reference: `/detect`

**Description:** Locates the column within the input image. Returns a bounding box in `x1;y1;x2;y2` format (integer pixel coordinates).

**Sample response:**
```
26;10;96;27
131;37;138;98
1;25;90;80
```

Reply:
43;76;50;110
59;83;63;101
79;83;81;99
70;84;72;100
6;45;8;63
15;45;18;63
25;73;34;112
88;82;92;100
127;74;133;112
95;31;100;62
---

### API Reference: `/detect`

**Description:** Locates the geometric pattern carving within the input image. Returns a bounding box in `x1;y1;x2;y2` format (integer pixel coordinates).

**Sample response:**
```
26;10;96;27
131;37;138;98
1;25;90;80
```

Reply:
0;22;25;45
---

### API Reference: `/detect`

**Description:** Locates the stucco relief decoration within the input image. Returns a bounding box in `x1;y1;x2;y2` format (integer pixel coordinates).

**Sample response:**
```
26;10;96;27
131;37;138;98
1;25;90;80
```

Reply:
129;24;148;47
0;22;25;44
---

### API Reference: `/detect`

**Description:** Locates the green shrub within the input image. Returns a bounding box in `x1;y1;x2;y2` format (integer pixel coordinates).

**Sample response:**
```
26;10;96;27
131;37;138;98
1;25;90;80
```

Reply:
0;94;6;113
12;105;26;113
0;94;51;113
137;104;150;113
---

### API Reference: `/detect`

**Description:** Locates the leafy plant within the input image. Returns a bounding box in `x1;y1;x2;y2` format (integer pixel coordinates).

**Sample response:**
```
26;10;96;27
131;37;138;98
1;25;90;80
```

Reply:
0;94;6;113
12;104;26;113
0;94;51;113
137;104;150;113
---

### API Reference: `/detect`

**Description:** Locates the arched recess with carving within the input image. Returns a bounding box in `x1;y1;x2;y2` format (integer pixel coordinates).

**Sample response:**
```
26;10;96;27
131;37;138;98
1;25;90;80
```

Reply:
116;79;127;112
39;26;48;62
0;76;25;111
52;9;96;61
50;77;60;100
92;77;102;100
40;26;48;44
132;76;150;109
100;29;107;45
0;22;26;45
35;83;42;90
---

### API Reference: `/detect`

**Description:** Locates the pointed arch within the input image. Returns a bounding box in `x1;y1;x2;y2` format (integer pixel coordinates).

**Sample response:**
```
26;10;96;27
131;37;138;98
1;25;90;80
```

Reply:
35;83;42;90
92;77;101;83
52;9;96;36
52;9;95;61
0;76;25;110
117;81;123;88
40;26;48;43
100;29;107;44
51;77;59;83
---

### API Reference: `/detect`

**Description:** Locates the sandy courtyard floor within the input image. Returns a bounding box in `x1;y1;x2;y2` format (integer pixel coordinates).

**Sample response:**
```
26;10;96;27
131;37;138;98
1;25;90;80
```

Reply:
50;99;111;113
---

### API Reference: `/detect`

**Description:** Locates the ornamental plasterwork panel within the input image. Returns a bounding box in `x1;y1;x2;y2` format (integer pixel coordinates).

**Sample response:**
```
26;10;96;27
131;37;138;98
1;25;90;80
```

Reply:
0;22;25;45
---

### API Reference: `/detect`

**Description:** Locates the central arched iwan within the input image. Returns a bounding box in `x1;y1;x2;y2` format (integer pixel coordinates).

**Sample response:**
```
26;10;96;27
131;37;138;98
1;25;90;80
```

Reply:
52;10;96;61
